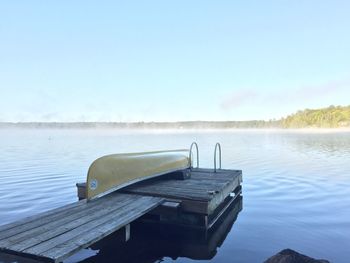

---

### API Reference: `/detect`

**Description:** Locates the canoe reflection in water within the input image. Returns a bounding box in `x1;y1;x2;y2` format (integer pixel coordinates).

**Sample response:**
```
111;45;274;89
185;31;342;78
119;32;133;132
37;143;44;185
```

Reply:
67;196;243;263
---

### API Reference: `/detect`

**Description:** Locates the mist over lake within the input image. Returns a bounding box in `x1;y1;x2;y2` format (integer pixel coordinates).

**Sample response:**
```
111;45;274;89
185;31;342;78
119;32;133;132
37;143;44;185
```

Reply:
0;128;349;263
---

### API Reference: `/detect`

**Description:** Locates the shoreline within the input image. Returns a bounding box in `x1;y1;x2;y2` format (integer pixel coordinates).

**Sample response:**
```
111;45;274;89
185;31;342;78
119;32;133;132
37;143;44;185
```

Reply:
0;125;350;133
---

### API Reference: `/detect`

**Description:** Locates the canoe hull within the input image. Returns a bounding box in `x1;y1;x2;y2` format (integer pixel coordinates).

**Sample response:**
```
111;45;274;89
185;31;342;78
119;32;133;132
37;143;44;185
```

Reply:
86;150;190;200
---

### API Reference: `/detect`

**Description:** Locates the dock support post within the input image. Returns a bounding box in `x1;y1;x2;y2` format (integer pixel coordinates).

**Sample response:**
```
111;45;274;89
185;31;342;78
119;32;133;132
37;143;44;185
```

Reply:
125;224;130;242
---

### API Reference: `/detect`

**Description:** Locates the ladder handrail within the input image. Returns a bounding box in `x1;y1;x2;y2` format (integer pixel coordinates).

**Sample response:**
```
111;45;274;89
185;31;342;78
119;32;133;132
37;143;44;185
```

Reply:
189;142;199;169
214;142;222;172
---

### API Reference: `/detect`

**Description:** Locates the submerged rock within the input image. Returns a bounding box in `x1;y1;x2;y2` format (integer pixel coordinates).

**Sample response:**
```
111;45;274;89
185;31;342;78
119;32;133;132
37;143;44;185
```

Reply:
264;249;330;263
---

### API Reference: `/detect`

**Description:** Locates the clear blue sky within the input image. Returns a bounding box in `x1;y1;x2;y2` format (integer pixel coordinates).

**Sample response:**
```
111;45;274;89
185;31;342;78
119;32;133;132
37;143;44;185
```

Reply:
1;1;350;122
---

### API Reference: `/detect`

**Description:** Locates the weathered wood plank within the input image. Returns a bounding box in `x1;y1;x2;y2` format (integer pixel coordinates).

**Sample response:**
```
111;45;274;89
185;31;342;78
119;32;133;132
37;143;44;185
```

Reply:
24;196;159;255
122;168;241;214
190;170;242;180
129;186;214;195
124;187;212;201
207;175;241;214
139;179;230;189
0;193;132;244
190;174;240;179
0;195;163;263
190;168;241;174
3;194;139;251
26;196;163;263
0;200;86;235
135;185;225;196
127;183;216;195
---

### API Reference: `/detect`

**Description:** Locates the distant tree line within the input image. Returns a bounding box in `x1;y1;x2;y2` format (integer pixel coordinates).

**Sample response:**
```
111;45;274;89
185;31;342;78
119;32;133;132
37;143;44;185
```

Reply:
0;120;280;129
281;105;350;128
1;105;349;129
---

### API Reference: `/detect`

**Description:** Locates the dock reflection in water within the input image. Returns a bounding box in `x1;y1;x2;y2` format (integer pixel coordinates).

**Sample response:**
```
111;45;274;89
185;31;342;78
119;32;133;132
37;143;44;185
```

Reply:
71;196;243;263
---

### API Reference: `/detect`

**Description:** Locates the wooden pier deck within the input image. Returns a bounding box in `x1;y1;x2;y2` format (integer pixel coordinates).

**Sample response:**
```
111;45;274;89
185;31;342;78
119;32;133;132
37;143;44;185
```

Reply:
0;168;242;262
79;168;242;229
123;168;242;215
0;194;163;263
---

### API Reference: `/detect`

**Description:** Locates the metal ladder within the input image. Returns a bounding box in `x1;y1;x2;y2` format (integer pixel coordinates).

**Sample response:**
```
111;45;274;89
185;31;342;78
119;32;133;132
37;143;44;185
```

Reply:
189;142;222;172
189;142;199;169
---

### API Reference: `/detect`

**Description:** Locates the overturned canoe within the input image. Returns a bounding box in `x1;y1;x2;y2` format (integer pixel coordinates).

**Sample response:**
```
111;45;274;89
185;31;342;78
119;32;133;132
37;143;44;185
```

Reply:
86;149;190;200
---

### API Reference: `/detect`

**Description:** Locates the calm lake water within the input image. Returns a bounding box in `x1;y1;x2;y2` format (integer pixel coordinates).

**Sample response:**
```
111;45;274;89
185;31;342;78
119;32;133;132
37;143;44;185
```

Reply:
0;129;349;263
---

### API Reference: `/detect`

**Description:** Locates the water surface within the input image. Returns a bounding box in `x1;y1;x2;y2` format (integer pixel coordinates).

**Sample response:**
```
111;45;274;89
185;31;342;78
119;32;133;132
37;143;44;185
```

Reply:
0;129;349;263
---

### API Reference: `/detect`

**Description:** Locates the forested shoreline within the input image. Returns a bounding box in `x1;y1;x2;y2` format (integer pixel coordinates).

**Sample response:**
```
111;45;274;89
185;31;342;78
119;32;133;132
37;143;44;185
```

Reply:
1;105;349;129
281;105;350;128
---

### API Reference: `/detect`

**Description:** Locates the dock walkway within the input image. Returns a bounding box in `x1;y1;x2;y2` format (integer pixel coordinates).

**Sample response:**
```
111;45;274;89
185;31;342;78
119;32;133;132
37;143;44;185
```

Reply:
0;194;163;263
0;168;242;262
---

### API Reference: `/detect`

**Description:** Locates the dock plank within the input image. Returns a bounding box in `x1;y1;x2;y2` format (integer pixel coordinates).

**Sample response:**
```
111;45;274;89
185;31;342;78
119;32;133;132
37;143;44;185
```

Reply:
0;194;131;244
125;185;213;201
40;197;162;262
4;195;139;251
26;197;159;255
124;177;231;200
0;194;163;263
123;168;242;214
0;200;85;235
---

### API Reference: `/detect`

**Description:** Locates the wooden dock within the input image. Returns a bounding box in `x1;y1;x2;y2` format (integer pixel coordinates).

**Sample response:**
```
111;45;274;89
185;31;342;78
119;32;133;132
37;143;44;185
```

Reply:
90;196;243;262
0;168;242;262
0;194;163;263
79;168;242;230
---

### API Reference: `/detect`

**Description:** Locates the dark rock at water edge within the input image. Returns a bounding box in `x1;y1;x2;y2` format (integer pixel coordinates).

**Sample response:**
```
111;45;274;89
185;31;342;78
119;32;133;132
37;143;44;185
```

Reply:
264;249;330;263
